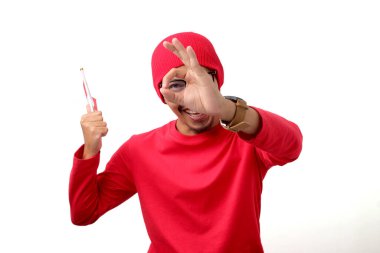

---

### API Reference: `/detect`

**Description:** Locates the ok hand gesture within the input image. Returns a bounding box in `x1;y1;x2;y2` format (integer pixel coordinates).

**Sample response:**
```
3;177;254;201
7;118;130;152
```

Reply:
160;38;225;116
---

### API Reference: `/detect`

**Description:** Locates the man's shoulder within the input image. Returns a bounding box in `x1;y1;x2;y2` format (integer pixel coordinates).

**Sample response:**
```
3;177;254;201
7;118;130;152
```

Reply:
115;121;173;155
129;121;173;143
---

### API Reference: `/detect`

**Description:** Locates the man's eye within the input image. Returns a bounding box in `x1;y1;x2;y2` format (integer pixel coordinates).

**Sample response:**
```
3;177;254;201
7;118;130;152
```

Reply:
168;79;186;92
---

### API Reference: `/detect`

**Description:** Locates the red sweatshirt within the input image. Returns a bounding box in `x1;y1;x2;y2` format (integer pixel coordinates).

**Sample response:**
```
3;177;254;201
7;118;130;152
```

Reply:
69;107;302;253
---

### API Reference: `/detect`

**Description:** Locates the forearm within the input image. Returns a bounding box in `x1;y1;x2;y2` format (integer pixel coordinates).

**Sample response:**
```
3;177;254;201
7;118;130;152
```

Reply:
245;107;303;165
69;145;136;225
220;97;302;165
69;146;101;225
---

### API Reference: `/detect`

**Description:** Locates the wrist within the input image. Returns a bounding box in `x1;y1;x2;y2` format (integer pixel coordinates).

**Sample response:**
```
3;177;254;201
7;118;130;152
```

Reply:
220;96;250;132
220;97;236;122
83;145;99;159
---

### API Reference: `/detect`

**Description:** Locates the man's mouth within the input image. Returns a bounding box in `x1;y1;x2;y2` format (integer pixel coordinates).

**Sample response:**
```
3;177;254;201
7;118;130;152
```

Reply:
181;108;208;121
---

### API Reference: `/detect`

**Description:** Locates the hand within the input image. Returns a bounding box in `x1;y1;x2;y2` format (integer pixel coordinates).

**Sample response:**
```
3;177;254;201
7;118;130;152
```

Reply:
160;38;225;116
80;103;108;159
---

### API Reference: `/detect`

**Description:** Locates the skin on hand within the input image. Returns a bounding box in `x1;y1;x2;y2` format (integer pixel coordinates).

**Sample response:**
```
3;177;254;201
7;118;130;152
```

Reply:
80;104;108;159
160;38;236;136
161;38;227;116
160;38;261;136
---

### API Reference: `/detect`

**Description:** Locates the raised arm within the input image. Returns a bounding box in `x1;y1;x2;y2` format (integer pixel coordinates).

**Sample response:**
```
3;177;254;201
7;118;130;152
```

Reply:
69;107;136;225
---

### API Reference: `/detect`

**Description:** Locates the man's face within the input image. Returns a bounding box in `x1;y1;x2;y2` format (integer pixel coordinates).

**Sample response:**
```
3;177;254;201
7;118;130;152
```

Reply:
164;66;220;136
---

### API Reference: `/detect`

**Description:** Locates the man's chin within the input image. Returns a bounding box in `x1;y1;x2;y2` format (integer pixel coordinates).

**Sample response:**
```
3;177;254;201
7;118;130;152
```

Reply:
186;119;214;133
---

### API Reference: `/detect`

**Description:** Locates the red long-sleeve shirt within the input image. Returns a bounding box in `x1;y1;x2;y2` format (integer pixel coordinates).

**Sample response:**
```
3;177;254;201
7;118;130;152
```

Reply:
69;107;302;253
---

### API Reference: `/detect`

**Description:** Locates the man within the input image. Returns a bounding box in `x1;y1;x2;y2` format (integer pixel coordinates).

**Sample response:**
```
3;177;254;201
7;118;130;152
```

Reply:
69;32;303;253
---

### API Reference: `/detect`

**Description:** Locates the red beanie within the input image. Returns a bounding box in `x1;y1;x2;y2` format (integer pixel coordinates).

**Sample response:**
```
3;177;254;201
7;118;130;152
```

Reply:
151;32;224;103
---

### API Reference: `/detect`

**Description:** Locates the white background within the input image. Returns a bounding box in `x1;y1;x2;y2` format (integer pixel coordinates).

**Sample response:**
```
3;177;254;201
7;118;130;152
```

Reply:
0;0;379;252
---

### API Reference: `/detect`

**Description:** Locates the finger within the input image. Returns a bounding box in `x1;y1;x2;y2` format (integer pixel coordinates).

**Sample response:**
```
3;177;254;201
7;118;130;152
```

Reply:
161;67;187;88
163;40;189;66
88;116;104;123
172;38;190;66
187;46;201;69
90;128;108;140
160;87;184;105
101;127;108;137
85;121;107;128
95;121;107;127
186;45;211;79
81;114;104;127
163;41;181;59
94;126;108;137
81;111;103;120
85;124;108;137
86;104;92;113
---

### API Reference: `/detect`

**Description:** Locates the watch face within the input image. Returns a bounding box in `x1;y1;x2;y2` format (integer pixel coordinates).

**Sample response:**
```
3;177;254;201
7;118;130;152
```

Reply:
224;96;243;103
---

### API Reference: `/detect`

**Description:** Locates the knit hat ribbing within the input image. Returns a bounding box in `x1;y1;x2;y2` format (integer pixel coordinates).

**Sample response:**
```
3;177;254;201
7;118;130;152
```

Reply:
151;32;224;103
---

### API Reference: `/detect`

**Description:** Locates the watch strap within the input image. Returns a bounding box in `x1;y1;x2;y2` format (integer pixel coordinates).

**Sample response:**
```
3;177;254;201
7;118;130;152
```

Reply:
223;97;249;132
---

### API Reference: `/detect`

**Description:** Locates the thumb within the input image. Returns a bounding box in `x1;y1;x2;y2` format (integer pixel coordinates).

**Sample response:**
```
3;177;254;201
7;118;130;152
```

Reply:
86;104;92;113
85;97;98;113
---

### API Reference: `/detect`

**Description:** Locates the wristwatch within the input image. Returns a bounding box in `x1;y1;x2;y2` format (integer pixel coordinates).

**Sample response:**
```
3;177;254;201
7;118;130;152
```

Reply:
221;96;250;132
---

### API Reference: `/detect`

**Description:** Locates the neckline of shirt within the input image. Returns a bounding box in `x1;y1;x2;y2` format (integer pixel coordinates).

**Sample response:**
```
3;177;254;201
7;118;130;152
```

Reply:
168;120;227;144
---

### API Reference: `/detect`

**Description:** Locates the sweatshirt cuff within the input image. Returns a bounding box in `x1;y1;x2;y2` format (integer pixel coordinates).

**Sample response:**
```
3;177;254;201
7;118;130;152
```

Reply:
74;145;100;160
237;107;271;145
72;145;100;174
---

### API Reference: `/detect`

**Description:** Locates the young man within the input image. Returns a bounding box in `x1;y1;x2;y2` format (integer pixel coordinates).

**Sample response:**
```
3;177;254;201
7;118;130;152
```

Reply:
69;32;303;253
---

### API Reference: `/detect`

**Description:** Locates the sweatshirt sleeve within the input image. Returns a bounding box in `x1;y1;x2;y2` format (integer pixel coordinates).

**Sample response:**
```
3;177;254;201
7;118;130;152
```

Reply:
69;144;136;226
239;107;303;170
